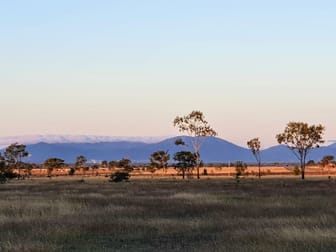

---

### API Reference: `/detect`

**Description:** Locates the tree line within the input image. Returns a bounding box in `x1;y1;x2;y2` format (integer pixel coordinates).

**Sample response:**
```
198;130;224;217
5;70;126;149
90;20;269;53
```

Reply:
0;110;328;182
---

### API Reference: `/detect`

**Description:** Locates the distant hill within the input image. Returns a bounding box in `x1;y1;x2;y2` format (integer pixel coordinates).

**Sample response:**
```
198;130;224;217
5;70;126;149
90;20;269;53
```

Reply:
1;136;335;164
0;134;168;149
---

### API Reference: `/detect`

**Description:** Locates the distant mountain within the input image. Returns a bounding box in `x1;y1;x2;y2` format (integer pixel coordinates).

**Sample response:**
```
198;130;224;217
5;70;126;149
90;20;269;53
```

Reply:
0;135;170;149
1;136;335;164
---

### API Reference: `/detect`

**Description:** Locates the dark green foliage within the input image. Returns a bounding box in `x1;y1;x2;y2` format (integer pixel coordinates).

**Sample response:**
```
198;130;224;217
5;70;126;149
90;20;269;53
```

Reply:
0;174;6;184
118;158;133;172
68;167;76;176
108;160;119;169
320;155;335;167
247;137;262;178
101;160;108;168
174;110;217;179
149;150;170;173
173;151;197;179
234;161;247;182
4;143;29;166
109;171;130;182
174;138;185;146
0;154;17;183
91;164;99;175
75;155;87;171
306;160;315;166
276;122;325;179
293;166;300;176
44;158;65;177
4;143;29;178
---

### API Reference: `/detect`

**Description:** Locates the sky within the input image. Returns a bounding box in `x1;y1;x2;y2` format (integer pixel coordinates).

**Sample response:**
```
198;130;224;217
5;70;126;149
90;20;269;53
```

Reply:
1;0;336;148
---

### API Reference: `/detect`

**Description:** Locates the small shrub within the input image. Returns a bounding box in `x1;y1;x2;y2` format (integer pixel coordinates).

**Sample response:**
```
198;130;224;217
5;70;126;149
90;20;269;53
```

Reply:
234;161;247;183
0;170;18;183
69;167;76;176
109;171;130;182
0;174;7;184
293;166;300;176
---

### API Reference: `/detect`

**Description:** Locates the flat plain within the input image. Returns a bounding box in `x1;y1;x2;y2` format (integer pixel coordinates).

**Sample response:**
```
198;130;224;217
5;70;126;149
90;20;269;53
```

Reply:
1;177;336;251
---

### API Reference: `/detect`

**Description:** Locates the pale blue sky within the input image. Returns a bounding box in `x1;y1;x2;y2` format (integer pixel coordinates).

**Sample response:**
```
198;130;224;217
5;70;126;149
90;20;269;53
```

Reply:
1;0;336;147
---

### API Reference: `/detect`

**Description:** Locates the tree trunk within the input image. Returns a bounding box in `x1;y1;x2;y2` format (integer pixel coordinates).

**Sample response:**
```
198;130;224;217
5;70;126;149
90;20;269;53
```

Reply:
301;160;305;180
196;153;200;179
301;151;307;180
258;162;261;179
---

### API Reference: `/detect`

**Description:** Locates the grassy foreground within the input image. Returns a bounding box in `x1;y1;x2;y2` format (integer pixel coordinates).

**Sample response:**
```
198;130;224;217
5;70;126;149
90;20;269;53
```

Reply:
0;177;336;251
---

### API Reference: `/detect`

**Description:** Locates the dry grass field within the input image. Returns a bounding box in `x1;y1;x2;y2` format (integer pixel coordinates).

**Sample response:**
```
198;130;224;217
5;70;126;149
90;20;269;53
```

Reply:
26;165;336;178
1;177;336;251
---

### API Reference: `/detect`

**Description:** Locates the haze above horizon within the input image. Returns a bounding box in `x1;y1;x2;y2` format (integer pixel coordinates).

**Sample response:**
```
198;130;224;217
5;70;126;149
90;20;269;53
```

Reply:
1;1;336;148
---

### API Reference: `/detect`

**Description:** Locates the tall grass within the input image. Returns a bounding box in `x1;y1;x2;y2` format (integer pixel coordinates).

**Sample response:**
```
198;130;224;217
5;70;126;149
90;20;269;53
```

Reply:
0;178;336;251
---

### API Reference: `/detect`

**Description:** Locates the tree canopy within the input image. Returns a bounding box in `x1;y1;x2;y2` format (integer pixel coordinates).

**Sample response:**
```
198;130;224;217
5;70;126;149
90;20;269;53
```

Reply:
149;150;170;172
276;122;325;179
173;151;197;179
75;155;87;169
247;138;262;178
173;110;217;179
44;158;65;177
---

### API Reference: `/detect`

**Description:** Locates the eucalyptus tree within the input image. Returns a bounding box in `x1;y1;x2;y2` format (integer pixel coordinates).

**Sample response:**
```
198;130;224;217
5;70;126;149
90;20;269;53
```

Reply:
44;158;64;177
108;160;119;170
247;138;262;178
173;110;217;179
4;143;29;178
149;150;170;173
75;155;87;175
276;122;325;180
118;158;133;172
320;155;334;167
101;160;108;168
320;155;335;175
173;151;197;179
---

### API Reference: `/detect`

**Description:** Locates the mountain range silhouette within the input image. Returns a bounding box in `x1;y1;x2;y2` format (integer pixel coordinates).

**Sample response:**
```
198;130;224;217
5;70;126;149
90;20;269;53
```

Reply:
10;136;335;164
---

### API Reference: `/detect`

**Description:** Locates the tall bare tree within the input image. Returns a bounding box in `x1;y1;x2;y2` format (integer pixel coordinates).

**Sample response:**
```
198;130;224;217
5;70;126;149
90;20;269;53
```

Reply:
173;110;217;179
276;122;325;180
247;138;262;178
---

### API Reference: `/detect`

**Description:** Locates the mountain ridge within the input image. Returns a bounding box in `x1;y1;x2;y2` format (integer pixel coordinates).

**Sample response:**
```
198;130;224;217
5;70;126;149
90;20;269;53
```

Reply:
1;136;334;164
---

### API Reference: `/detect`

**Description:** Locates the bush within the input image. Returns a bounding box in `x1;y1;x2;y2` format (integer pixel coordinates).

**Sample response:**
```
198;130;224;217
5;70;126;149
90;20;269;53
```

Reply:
293;166;300;176
235;161;247;176
0;170;17;183
69;167;76;176
109;171;130;182
0;174;7;184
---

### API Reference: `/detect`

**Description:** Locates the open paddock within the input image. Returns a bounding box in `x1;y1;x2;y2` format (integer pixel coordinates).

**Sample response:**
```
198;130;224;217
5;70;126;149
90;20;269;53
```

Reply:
0;177;336;251
20;165;336;178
